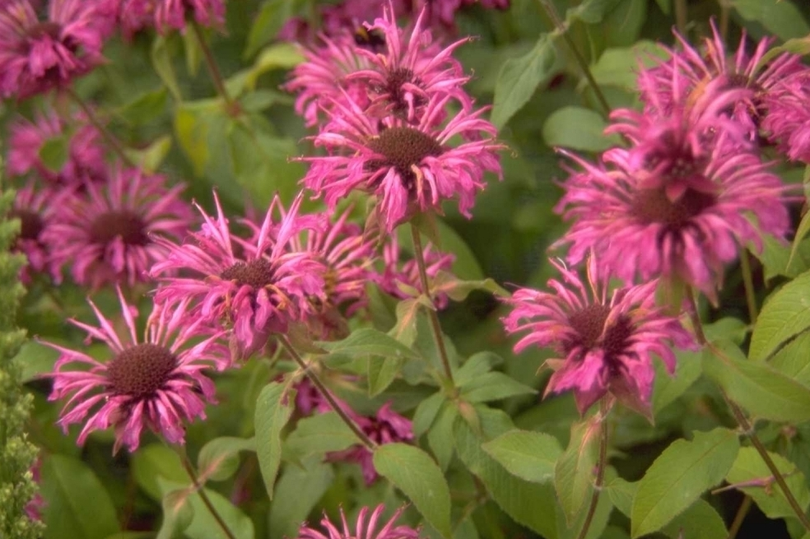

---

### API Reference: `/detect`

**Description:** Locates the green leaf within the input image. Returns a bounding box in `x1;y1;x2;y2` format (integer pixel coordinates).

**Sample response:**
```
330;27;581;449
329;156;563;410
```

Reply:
197;436;256;482
566;0;623;23
661;499;727;539
482;430;562;484
16;340;59;382
181;26;202;77
124;135;172;174
320;328;420;361
606;477;637;517
254;382;295;500
491;34;559;128
590;41;666;90
156;479;254;539
38;136;69;173
770;331;810;386
427;401;458;471
284;411;360;456
244;0;295;58
227;43;304;95
131;444;187;502
268;456;334;539
542;106;619;152
41;455;120;539
367;355;404;397
115;88;168;126
754;235;810;281
413;392;445;438
373;443;452;538
725;447;810;519
630;427;740;538
459;372;537;403
151;36;182;101
732;0;810;41
601;0;646;47
703;341;810;423
555;417;601;525
174;104;214;177
432;273;508;302
750;270;810;361
652;347;702;413
156;488;194;539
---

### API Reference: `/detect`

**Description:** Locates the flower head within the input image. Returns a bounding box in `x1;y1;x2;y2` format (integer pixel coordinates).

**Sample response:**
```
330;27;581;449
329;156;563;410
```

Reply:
762;70;810;163
46;167;193;289
153;0;225;34
502;258;694;416
11;182;60;283
151;192;327;360
375;234;454;308
0;0;107;99
301;94;503;231
43;289;227;453
297;504;421;539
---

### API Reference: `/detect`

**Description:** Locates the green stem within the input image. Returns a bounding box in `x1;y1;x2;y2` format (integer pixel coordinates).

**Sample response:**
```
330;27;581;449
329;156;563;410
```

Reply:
718;0;730;42
190;21;237;113
674;0;687;36
575;399;609;539
726;495;752;539
65;88;134;167
409;223;455;385
536;0;611;116
276;335;377;450
740;250;758;325
177;448;237;539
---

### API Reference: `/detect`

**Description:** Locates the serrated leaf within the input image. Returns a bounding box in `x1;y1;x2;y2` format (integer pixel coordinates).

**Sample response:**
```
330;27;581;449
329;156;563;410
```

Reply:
268;456;334;539
131;444;187;502
197;436;255;482
703;341;810;423
732;0;810;41
320;328;420;361
661;499;727;539
427;402;458;471
156;487;194;539
459;372;537;403
566;0;623;23
455;351;502;385
542;107;620;152
482;430;562;484
630;427;739;538
492;34;559;128
770;331;810;386
750;270;810;361
413;392;445;438
555;417;601;525
41;455;120;539
254;382;295;500
156;479;254;539
373;443;452;538
38;136;69;173
367;355;404;397
284;411;360;457
606;477;637;517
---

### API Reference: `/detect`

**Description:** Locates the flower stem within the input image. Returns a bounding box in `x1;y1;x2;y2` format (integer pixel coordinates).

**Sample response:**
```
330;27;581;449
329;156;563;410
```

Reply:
177;448;236;539
575;399;609;539
65;88;134;167
740;250;758;325
674;0;688;35
726;495;753;539
409;223;455;385
717;0;731;42
276;335;377;450
536;0;611;117
190;21;237;114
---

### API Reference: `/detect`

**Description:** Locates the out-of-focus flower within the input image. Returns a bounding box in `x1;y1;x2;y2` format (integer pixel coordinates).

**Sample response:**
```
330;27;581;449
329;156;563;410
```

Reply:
762;70;810;163
24;458;45;522
10;183;60;283
301;94;503;231
297;504;421;539
502;258;694;417
43;289;227;453
151;193;327;360
46;167;193;289
375;234;454;308
0;0;107;99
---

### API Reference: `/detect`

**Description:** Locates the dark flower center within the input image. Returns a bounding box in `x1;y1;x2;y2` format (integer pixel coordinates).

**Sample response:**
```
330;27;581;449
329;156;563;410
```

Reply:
220;259;274;288
567;304;635;366
366;126;444;179
26;21;61;40
107;343;178;398
10;209;44;240
379;67;424;115
631;187;717;228
89;211;150;246
643;133;708;183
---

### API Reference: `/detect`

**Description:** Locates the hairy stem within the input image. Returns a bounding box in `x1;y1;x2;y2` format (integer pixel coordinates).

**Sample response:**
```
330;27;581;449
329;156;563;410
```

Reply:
740;250;758;325
190;21;236;112
726;495;753;539
409;223;455;385
536;0;611;116
674;0;687;36
276;335;377;450
177;449;236;539
575;399;609;539
66;88;134;167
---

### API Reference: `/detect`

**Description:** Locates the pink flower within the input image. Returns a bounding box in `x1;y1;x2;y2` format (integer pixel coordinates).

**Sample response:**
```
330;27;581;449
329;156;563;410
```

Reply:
502;258;694;417
553;144;789;301
10;183;61;283
46;167;193;289
0;0;107;99
375;234;454;308
43;288;228;453
301;94;503;232
24;458;45;522
153;0;225;33
7;109;106;186
150;192;327;360
297;504;421;539
762;70;810;163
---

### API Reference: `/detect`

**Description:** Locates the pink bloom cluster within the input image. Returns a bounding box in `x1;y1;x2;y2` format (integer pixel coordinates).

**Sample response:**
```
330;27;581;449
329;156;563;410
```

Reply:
103;0;225;36
297;504;421;539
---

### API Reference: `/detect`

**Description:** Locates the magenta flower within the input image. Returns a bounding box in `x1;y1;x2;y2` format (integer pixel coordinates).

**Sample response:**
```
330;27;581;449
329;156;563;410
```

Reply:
0;0;107;99
297;504;421;539
10;183;60;284
150;193;327;360
502;258;694;417
375;234;454;308
154;0;225;33
553;144;789;301
46;167;193;289
43;289;227;453
7;109;106;186
762;70;810;163
301;94;503;231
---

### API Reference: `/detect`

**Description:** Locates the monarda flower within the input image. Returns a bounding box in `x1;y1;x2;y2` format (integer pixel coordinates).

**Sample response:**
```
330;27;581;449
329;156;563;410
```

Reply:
502;258;694;417
375;234;454;308
0;0;107;99
297;504;421;539
150;193;327;360
762;70;810;163
553;144;789;301
43;289;227;453
301;94;503;232
46;167;193;289
10;183;60;284
154;0;225;33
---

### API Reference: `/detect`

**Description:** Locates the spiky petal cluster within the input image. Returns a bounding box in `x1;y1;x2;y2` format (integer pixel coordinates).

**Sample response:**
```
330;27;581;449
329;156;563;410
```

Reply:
762;70;810;164
297;504;421;539
151;193;327;360
376;234;454;308
46;167;193;289
0;0;108;99
503;258;694;416
11;183;60;283
43;289;228;453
